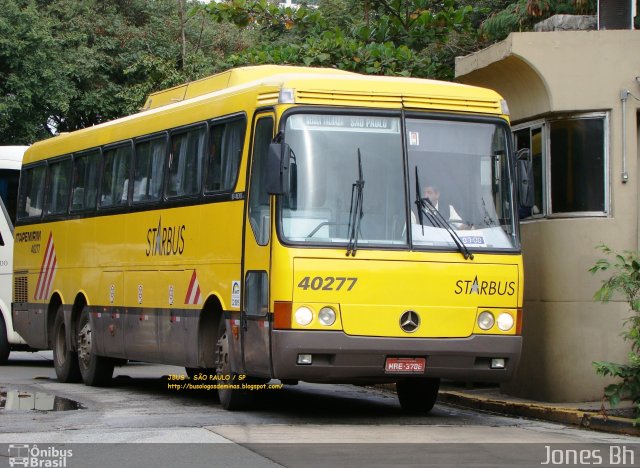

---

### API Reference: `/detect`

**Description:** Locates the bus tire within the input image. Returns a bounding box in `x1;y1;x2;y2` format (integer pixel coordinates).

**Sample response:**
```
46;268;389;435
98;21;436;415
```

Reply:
216;319;249;411
396;377;440;414
76;306;114;386
0;315;10;364
52;306;82;382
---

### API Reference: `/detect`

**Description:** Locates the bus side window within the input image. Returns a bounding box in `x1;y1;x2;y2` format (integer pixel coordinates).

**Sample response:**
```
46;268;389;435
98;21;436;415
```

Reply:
100;144;132;208
17;165;46;219
168;126;205;198
205;118;245;193
71;149;100;212
44;158;72;216
133;136;165;204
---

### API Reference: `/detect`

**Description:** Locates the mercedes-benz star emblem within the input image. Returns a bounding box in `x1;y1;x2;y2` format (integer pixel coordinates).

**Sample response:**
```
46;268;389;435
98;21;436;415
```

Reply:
400;310;420;333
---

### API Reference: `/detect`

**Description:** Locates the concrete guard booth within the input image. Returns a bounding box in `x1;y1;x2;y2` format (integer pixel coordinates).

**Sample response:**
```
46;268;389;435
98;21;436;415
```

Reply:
455;24;640;402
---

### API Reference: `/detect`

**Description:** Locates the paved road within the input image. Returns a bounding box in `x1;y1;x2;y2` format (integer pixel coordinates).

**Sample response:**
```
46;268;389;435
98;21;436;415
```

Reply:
1;352;638;467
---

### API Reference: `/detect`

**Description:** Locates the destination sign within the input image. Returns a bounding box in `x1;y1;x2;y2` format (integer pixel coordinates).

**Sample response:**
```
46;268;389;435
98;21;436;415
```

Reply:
289;114;400;133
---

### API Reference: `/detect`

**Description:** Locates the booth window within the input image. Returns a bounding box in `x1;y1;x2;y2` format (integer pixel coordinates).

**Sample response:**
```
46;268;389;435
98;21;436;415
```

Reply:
513;113;607;219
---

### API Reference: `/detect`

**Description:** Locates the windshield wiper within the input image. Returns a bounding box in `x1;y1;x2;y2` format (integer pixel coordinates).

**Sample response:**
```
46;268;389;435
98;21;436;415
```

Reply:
346;149;365;256
414;166;474;261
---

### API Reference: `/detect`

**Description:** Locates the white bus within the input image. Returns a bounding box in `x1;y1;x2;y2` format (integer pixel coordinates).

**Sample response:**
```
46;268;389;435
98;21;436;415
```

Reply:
1;146;28;364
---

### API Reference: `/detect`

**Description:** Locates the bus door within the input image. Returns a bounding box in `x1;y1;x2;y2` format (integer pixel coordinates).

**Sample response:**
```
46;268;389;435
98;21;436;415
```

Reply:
241;112;275;377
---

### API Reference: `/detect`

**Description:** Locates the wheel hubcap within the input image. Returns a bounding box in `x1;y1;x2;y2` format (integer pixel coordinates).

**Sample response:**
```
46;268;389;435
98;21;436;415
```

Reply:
77;321;92;369
215;330;229;373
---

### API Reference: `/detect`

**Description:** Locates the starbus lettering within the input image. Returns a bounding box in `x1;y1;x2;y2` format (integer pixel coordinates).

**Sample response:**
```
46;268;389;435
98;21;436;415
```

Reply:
454;275;515;296
146;217;186;256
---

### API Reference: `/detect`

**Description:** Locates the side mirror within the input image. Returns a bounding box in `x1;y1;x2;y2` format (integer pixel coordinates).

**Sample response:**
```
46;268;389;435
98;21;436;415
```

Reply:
267;142;291;195
516;148;535;210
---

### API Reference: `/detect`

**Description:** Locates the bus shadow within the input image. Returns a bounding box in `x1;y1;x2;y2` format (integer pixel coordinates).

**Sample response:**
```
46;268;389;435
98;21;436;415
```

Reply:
7;359;449;421
107;372;448;422
5;356;54;368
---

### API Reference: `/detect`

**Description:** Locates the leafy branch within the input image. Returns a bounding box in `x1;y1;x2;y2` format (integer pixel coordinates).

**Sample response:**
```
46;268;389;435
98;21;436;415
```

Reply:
590;244;640;424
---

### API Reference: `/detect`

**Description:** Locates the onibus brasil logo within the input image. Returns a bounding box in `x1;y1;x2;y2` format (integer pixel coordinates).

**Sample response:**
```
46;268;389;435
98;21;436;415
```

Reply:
8;444;73;467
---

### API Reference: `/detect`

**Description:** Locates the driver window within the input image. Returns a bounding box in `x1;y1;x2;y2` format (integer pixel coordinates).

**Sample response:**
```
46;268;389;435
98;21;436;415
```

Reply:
248;117;273;246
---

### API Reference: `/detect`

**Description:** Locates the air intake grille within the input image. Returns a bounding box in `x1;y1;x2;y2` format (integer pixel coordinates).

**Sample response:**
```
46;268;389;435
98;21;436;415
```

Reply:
14;276;28;303
294;90;501;114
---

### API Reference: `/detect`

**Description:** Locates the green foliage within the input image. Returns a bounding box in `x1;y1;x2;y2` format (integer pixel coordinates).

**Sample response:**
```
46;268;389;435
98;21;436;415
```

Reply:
590;244;640;424
223;28;434;77
208;0;477;79
480;0;597;42
1;0;604;143
0;0;65;143
0;0;249;144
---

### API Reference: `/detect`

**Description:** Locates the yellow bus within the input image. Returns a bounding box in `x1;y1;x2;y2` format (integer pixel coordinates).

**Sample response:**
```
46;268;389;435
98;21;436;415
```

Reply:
12;65;523;412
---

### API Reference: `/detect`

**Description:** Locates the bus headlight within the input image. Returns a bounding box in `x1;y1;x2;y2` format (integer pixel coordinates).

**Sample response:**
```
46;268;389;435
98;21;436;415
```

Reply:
318;307;336;326
477;311;495;330
497;312;514;331
294;306;313;326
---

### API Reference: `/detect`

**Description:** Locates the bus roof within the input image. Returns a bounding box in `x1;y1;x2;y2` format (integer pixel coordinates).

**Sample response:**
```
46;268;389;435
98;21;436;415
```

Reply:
142;65;357;110
23;65;507;164
0;146;28;169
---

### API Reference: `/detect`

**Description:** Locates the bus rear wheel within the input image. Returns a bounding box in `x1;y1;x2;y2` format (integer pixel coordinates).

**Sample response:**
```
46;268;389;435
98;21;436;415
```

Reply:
396;377;440;414
76;306;114;386
52;306;81;382
216;319;249;411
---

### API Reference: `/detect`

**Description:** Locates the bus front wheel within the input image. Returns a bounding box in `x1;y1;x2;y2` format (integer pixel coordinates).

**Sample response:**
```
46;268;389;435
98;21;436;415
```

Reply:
52;306;81;382
216;319;249;411
396;377;440;414
76;306;114;386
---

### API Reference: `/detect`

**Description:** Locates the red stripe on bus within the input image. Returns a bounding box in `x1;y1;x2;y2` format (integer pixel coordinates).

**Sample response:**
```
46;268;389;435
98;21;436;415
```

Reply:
35;234;56;300
40;239;56;299
42;255;57;299
40;246;56;299
34;232;54;299
185;270;197;304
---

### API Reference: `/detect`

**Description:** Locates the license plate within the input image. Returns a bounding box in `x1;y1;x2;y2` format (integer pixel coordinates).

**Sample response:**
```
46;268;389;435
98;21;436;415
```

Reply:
385;357;426;374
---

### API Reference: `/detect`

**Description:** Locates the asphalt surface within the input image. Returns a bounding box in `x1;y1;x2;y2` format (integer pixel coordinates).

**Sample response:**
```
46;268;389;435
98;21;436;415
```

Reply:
1;351;638;468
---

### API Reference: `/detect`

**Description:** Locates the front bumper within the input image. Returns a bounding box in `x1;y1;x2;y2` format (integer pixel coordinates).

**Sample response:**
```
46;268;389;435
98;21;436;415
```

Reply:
271;330;522;383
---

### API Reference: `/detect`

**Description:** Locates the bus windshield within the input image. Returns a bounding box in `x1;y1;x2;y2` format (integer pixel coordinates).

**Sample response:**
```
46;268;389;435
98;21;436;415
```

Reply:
407;117;517;251
279;112;518;252
281;113;407;247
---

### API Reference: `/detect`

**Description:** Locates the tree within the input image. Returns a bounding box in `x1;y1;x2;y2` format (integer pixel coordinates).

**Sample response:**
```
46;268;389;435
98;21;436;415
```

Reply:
2;0;601;144
0;0;67;143
480;0;597;42
0;0;250;144
207;0;478;79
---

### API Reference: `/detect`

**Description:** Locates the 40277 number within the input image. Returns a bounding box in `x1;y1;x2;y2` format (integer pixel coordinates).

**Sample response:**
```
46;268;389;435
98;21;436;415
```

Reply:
297;276;358;291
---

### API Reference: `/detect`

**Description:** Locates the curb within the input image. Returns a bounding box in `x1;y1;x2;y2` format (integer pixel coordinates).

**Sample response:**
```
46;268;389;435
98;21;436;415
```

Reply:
438;390;640;437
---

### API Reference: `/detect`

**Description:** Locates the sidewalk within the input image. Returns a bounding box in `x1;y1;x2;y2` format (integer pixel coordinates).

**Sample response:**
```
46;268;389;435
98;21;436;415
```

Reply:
437;383;640;437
